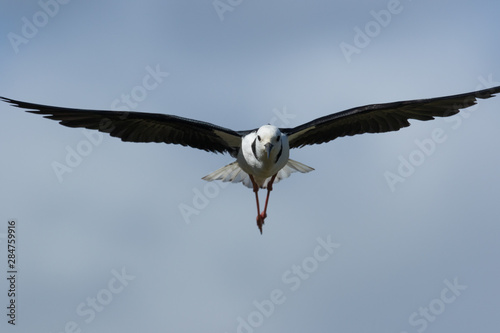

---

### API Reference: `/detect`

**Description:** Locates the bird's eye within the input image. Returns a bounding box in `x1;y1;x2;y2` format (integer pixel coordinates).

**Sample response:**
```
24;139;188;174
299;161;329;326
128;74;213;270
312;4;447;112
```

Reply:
277;136;280;142
257;135;261;141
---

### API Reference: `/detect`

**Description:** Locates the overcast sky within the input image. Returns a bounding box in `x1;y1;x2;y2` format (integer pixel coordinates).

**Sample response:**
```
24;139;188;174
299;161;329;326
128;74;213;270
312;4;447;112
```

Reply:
1;1;499;332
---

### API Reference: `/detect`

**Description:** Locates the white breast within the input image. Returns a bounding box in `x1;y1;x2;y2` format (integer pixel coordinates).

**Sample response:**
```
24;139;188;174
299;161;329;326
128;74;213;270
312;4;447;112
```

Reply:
237;131;289;185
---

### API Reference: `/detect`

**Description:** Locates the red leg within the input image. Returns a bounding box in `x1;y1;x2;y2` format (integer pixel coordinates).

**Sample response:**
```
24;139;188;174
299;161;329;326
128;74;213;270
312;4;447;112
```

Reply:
249;175;264;233
260;174;277;222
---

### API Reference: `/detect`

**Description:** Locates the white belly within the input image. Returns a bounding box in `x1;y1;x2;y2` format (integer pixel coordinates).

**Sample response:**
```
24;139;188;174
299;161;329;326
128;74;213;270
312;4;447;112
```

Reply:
237;133;289;186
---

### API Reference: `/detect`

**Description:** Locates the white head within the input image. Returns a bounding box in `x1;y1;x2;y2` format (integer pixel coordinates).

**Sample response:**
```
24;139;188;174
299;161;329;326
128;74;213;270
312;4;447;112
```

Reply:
255;125;283;159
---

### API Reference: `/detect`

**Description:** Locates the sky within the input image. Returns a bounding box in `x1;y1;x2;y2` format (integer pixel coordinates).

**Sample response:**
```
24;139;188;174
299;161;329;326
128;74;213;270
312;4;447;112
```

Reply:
0;1;499;332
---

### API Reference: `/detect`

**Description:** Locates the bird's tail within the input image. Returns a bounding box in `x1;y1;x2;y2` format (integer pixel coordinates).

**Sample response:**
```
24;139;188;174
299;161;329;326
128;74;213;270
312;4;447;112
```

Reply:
202;161;251;186
202;159;314;189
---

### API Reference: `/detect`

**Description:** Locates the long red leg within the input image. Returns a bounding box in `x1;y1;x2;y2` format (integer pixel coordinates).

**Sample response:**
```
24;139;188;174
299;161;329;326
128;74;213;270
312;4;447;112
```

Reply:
260;174;277;222
249;175;264;233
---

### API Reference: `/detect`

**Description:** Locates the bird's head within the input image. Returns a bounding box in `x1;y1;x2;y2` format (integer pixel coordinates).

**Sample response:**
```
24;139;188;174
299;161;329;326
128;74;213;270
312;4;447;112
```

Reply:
256;125;283;159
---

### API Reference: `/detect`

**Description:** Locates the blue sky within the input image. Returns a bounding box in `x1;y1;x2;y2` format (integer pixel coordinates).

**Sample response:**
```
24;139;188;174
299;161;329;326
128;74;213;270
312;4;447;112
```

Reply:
1;1;499;332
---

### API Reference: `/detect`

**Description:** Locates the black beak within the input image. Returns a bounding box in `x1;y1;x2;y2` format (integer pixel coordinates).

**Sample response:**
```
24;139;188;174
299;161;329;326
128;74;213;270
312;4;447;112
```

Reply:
265;143;273;158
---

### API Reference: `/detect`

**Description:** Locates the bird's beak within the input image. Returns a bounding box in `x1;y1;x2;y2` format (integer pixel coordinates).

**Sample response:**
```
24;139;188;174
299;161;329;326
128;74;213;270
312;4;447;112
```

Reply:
265;143;273;158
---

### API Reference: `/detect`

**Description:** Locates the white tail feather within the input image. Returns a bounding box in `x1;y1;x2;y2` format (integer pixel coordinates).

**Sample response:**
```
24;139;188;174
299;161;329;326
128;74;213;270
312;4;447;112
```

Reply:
202;159;314;189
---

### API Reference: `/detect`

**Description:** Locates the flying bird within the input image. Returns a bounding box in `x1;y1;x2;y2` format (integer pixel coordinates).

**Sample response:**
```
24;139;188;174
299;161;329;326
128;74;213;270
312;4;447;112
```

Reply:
2;85;500;233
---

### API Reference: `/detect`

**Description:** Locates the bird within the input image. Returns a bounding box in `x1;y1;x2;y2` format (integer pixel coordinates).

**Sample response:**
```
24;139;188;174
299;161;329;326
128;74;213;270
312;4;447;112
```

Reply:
2;85;500;233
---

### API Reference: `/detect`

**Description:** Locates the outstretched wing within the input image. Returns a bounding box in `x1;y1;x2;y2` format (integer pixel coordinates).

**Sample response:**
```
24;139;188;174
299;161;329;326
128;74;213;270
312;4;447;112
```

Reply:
1;97;243;154
283;86;500;149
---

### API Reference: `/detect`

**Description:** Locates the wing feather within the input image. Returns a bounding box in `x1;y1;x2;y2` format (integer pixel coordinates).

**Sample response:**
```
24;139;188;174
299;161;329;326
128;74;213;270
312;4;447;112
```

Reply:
1;97;243;154
283;86;500;148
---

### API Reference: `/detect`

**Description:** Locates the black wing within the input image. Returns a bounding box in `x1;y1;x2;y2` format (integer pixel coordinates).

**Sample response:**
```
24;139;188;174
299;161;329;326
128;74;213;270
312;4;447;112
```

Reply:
282;86;500;149
1;97;243;155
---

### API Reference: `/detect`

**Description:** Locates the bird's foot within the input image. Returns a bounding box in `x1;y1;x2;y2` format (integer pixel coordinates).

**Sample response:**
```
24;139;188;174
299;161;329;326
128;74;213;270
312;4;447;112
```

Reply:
256;212;267;234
